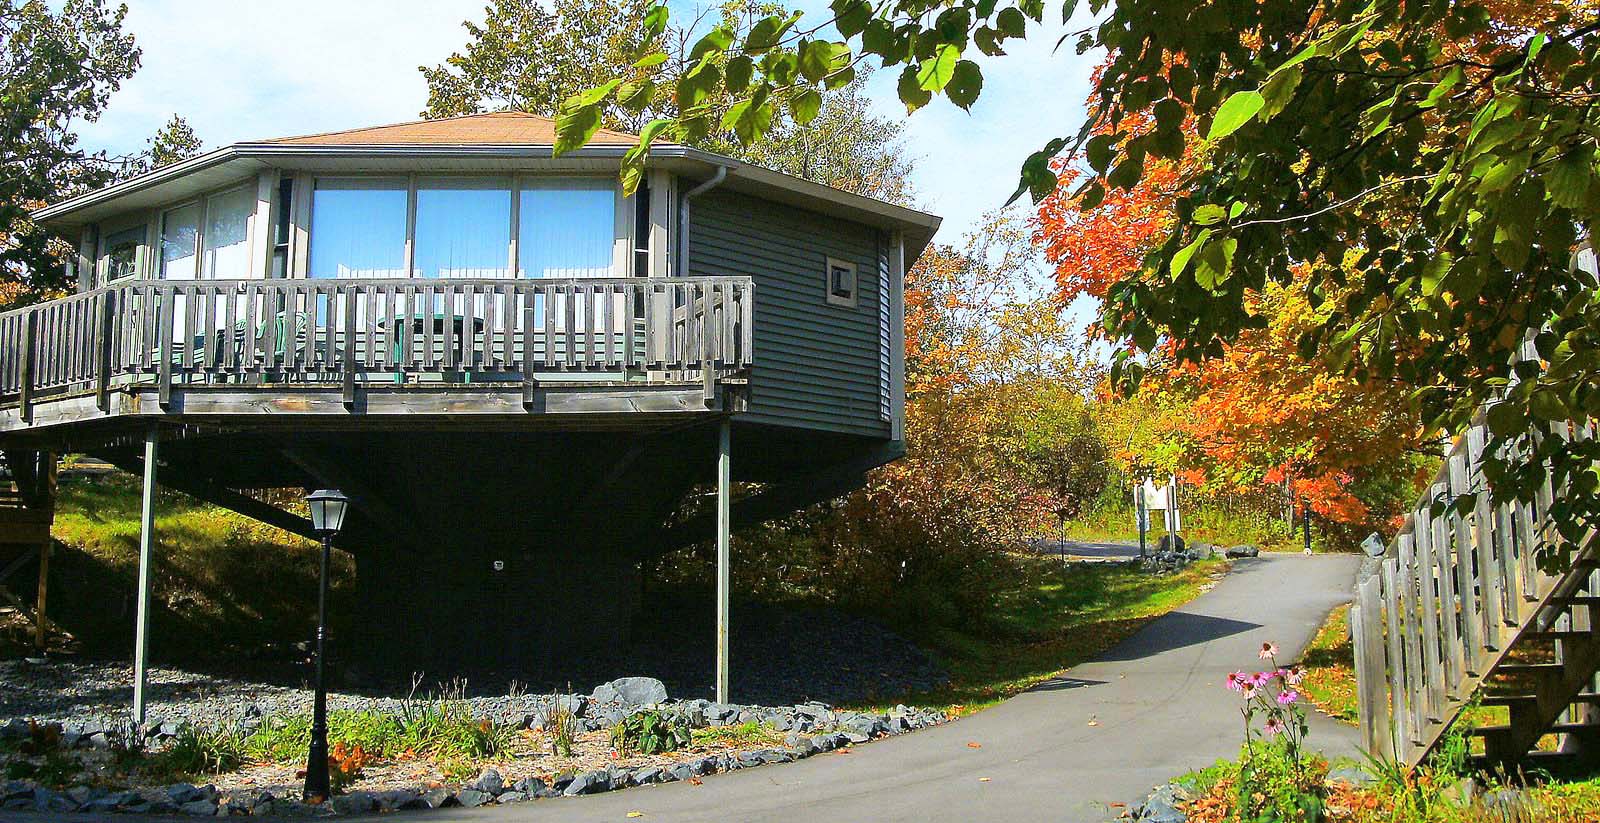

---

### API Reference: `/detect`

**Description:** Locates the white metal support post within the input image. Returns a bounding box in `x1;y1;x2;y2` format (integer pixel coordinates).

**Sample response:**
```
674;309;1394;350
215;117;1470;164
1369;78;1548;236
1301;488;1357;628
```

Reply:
133;426;159;723
715;418;732;704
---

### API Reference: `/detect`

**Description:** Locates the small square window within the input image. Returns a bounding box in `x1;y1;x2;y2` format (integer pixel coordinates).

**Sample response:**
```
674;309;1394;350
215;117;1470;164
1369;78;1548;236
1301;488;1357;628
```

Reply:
100;225;144;283
826;257;857;307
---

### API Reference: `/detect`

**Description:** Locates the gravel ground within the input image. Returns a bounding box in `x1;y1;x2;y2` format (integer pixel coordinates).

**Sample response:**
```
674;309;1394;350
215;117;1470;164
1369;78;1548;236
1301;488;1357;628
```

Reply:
0;601;946;727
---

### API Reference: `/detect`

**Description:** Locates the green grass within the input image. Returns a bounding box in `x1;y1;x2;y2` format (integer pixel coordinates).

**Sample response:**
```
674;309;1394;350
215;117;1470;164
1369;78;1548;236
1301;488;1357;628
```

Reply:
1301;604;1359;724
691;719;784;748
1061;503;1311;552
14;473;351;659
847;555;1230;714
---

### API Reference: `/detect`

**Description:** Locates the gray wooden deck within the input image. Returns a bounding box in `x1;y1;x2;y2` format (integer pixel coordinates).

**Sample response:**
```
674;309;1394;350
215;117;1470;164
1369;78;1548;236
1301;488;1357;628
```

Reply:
0;277;753;439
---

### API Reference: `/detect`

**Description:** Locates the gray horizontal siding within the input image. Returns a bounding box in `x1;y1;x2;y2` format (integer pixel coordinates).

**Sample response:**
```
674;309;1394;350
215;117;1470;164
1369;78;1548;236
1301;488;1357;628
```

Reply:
688;189;890;438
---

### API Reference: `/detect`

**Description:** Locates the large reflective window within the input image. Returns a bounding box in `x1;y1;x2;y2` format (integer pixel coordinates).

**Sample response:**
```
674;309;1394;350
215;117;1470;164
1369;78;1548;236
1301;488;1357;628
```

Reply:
414;178;512;278
160;204;200;280
518;179;615;278
309;179;407;278
202;186;255;279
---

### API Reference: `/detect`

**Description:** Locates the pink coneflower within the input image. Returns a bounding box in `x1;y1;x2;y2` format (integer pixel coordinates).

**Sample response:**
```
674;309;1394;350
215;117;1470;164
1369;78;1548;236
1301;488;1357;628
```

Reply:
1284;667;1306;687
1260;642;1279;660
1277;690;1299;705
1264;716;1284;736
1226;671;1248;691
1252;671;1273;687
1241;682;1258;700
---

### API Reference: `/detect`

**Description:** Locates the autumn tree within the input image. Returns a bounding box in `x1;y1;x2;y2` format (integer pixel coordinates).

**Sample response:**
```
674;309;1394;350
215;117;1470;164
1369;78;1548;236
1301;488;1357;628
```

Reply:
559;0;1600;562
0;0;140;299
423;0;912;200
1034;74;1425;531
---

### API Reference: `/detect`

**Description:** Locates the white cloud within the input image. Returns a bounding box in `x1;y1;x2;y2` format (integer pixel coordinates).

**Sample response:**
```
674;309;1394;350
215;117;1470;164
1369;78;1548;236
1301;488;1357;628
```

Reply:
77;0;481;155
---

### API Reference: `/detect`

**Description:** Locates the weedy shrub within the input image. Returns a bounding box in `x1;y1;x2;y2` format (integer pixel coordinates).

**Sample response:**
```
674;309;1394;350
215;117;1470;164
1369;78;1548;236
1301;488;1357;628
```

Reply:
328;743;371;793
103;716;148;767
397;679;512;759
19;721;62;756
610;709;691;756
692;720;783;748
160;724;248;775
245;681;513;763
541;692;580;758
1357;707;1477;821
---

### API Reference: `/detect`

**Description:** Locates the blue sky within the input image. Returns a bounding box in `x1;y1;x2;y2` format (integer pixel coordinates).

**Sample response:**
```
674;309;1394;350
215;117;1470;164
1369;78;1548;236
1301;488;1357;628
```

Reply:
77;0;1103;245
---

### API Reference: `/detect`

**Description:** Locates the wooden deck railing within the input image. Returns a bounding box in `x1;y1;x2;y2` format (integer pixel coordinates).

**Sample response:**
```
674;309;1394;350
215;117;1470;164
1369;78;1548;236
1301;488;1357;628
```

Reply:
0;277;754;419
1351;336;1598;765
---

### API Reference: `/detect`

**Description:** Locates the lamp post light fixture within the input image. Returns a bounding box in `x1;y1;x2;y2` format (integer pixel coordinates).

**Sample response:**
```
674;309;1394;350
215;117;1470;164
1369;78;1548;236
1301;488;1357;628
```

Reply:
302;489;349;803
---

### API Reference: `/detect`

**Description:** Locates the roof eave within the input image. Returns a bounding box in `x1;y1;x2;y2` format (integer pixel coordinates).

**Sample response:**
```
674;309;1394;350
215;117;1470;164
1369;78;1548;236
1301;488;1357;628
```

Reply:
34;142;942;258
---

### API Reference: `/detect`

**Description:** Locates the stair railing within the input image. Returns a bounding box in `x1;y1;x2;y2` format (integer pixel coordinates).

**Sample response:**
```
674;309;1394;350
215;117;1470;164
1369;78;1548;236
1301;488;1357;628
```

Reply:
1352;337;1598;765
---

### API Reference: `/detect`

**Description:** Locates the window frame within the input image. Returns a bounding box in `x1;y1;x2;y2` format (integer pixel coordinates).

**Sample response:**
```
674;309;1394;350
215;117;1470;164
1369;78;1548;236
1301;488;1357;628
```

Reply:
200;183;258;279
825;256;859;308
302;173;634;280
96;217;148;285
152;180;260;281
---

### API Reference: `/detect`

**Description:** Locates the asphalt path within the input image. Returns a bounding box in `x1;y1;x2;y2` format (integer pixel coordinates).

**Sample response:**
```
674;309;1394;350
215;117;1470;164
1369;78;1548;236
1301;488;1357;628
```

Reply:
21;553;1360;823
416;554;1360;823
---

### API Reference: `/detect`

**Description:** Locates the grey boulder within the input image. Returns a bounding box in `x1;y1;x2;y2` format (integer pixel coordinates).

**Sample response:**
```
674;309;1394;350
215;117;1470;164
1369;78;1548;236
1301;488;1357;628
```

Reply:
1224;544;1260;558
591;676;669;706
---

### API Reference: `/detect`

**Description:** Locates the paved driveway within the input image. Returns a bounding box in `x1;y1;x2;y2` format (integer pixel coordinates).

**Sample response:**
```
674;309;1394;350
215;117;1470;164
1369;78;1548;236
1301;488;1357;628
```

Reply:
450;554;1360;823
23;554;1360;823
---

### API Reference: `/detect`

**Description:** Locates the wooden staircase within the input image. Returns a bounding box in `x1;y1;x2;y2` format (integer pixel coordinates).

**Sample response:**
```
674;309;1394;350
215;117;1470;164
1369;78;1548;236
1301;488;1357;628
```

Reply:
1351;401;1600;771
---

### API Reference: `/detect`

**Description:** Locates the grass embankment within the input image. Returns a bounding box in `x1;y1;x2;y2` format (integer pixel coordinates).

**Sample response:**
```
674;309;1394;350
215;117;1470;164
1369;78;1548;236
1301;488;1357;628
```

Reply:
852;555;1230;715
3;473;344;660
1061;503;1320;552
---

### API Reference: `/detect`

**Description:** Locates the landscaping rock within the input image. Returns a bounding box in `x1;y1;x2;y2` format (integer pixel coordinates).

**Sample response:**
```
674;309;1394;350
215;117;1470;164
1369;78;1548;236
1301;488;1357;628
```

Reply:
512;777;547;795
1325;765;1372;787
591;676;669;706
1157;534;1187;554
374;789;419;811
1224;544;1260;558
417;788;453;809
0;718;28;740
631;766;664;785
178;798;219;816
563;770;612;796
32;788;79;813
330;791;377;815
469;768;505;795
455;789;494;808
1136;783;1190;822
1187;542;1216;560
495;791;527;804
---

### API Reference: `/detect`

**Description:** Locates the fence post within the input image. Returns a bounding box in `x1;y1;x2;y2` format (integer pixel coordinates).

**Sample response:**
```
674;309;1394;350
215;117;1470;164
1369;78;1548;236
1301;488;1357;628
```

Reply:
18;309;35;423
1355;577;1393;758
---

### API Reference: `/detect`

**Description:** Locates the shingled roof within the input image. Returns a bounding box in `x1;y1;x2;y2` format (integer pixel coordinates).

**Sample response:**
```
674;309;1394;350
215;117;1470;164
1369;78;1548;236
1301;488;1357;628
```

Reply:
258;111;639;147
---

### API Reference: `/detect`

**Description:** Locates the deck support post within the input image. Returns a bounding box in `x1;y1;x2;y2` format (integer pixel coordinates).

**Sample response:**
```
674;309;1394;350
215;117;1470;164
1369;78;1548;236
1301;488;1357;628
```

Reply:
33;537;49;651
715;417;731;704
133;426;159;724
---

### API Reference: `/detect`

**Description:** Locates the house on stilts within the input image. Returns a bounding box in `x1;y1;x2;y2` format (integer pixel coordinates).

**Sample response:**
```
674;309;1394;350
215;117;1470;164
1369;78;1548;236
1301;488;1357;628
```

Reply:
0;112;940;716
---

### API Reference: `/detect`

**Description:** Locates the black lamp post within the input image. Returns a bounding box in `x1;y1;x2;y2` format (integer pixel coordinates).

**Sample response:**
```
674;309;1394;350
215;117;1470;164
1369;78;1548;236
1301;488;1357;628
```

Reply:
302;489;349;803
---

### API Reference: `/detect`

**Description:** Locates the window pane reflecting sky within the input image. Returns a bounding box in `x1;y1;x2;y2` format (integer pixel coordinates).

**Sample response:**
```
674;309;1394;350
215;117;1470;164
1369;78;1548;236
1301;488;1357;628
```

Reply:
520;181;613;278
415;179;511;278
308;177;616;279
309;180;407;278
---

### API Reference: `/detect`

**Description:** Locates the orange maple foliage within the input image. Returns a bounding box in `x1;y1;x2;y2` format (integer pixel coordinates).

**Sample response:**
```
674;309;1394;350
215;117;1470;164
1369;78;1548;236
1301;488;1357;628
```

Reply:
1033;62;1423;527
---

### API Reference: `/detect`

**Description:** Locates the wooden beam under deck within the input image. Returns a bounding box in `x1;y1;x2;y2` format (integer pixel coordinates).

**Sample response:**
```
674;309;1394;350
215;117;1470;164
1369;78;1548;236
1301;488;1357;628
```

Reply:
0;382;741;441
